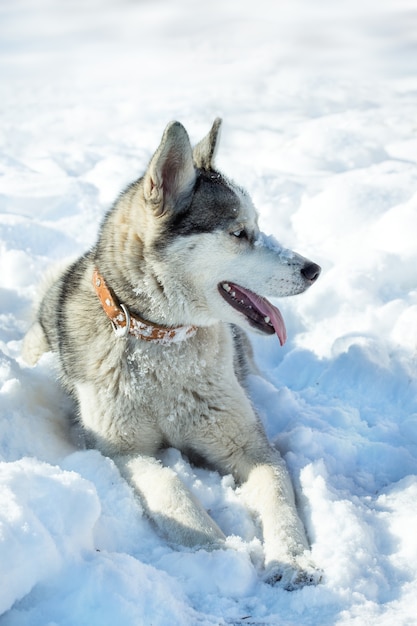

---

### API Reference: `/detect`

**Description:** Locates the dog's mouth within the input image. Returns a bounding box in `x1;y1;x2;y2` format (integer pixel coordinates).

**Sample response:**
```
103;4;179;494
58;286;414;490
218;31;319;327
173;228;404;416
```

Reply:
218;282;287;346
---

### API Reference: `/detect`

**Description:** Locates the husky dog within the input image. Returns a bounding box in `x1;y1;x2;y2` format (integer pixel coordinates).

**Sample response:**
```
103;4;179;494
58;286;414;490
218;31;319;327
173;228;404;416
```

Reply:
23;119;321;590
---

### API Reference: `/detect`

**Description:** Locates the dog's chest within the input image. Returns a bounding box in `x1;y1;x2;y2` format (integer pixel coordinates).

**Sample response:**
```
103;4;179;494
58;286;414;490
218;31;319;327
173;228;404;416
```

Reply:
121;327;236;425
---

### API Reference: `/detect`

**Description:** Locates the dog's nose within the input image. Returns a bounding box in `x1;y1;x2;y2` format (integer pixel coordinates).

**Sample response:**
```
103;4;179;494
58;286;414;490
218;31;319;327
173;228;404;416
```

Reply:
301;262;321;283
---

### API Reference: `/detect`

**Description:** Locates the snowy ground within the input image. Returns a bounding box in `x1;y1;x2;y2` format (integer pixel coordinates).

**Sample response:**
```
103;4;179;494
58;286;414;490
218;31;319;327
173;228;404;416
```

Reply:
1;0;417;624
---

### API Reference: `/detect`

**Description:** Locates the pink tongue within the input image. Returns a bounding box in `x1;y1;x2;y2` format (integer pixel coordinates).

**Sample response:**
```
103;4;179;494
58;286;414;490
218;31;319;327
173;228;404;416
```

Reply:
237;286;287;346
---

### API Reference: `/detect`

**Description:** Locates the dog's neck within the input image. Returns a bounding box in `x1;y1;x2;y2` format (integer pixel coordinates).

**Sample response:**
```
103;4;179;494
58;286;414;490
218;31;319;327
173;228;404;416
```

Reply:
92;269;197;344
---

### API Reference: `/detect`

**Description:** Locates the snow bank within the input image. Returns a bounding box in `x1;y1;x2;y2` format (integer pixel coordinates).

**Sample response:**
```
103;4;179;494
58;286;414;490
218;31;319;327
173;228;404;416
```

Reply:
0;458;99;615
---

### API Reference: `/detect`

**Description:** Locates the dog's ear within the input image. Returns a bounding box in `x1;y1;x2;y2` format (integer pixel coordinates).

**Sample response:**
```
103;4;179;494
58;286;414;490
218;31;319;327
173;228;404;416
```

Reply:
144;121;196;216
193;118;222;170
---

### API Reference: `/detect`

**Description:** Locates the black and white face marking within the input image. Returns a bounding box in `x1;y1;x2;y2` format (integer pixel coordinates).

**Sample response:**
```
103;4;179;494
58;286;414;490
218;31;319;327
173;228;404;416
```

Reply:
162;169;257;241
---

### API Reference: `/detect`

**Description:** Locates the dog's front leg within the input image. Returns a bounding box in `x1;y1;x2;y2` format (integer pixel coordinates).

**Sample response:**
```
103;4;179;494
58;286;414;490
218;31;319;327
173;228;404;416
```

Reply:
115;454;226;550
237;451;320;590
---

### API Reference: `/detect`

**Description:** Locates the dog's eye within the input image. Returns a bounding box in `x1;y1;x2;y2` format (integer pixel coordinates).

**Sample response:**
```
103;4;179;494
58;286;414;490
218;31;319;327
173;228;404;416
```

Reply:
231;229;249;240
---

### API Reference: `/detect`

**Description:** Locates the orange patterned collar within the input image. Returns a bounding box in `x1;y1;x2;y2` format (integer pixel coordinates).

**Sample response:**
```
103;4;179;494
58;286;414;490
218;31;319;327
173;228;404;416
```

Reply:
92;268;197;344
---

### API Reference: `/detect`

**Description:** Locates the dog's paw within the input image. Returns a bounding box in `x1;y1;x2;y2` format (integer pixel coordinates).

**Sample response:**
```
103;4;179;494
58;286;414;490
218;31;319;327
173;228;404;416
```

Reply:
263;557;323;591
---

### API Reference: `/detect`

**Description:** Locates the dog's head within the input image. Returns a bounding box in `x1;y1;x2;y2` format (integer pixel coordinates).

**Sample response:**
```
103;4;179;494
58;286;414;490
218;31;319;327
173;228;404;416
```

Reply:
124;120;320;344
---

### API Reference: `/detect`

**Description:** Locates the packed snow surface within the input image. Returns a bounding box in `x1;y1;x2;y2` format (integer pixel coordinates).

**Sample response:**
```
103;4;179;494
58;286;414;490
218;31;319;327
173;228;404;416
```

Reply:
1;0;417;624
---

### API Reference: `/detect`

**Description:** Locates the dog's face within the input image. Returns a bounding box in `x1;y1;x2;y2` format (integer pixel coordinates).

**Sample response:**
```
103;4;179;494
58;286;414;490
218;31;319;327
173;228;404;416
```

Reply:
136;119;320;344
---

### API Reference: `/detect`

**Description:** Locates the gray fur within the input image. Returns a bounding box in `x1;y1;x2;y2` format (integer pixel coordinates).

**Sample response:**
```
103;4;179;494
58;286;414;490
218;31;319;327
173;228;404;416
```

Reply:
23;119;322;590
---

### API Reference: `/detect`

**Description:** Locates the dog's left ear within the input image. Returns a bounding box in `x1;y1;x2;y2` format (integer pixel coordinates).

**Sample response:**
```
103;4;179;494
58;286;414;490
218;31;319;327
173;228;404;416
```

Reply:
193;118;222;170
144;121;196;216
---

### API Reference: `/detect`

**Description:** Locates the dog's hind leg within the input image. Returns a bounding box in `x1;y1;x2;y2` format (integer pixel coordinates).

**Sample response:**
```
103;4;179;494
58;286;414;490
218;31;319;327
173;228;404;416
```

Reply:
115;454;226;549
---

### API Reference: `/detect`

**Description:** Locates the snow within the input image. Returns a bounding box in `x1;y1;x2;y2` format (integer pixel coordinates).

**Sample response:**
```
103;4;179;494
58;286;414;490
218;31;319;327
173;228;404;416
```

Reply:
1;0;417;623
255;232;296;261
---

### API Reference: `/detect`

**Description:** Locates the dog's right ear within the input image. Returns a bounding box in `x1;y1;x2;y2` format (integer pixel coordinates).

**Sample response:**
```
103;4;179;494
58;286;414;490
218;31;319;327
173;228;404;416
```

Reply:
143;122;196;217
